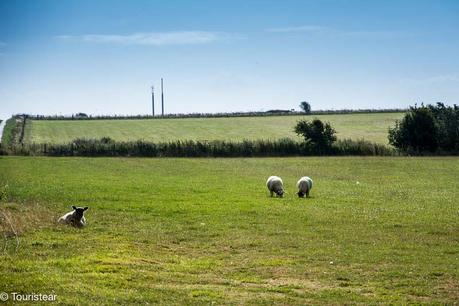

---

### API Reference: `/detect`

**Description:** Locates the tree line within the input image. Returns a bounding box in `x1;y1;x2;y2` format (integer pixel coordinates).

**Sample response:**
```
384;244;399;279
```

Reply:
1;103;457;157
24;108;406;121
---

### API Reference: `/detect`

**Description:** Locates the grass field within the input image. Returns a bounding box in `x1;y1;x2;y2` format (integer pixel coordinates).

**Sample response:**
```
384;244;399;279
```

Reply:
24;113;404;145
0;156;457;304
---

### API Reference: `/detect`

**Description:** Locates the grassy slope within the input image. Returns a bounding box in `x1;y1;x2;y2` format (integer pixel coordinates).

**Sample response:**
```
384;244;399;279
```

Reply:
24;113;404;145
0;117;19;146
0;156;457;304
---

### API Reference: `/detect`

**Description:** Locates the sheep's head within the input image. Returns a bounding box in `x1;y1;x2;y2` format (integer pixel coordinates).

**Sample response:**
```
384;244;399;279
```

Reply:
276;189;284;197
72;206;88;220
297;191;305;198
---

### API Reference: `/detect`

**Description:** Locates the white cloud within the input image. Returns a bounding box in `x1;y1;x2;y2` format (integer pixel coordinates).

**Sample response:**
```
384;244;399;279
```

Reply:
56;31;241;46
266;25;329;33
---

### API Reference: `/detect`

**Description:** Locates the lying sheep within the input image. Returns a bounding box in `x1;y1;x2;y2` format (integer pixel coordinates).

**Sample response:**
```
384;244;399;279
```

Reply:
266;176;284;197
297;176;313;198
58;206;88;228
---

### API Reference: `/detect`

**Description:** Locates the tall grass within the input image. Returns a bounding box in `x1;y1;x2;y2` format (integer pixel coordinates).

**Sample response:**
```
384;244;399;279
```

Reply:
0;117;21;147
5;137;396;157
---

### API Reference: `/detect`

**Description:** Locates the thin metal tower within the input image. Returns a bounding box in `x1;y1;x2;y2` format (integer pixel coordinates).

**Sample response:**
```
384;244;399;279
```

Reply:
151;85;155;116
161;78;164;116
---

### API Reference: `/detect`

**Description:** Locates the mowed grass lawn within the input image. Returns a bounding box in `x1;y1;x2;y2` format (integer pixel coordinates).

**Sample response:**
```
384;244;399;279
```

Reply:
0;156;458;304
24;112;404;145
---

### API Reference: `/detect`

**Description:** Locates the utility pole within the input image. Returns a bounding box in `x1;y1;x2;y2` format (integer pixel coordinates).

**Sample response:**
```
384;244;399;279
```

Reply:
161;78;164;116
151;85;155;116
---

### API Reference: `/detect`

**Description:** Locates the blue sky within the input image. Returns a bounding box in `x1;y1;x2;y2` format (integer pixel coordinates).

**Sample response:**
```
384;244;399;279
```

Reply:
0;0;458;119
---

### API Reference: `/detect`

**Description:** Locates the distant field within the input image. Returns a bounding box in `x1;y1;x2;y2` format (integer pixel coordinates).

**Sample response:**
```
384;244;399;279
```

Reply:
0;156;457;304
24;113;404;144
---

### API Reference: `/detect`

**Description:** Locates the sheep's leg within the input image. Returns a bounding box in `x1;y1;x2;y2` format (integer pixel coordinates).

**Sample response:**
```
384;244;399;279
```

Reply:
58;216;71;224
270;190;274;197
306;190;309;197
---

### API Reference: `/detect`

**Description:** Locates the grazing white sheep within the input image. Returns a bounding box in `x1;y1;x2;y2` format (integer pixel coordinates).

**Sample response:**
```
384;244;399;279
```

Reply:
266;176;284;197
58;206;88;228
297;176;313;198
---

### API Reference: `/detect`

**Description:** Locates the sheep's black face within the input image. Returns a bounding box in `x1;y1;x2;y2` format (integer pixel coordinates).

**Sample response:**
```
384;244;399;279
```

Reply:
72;206;88;220
297;191;305;198
276;190;284;197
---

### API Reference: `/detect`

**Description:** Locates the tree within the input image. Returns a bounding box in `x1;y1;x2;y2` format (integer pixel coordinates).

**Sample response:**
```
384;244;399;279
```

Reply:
427;102;459;151
389;103;459;153
294;119;336;153
299;101;311;114
388;104;438;152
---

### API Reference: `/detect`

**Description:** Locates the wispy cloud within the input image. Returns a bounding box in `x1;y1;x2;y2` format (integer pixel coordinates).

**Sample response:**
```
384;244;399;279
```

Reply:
266;25;329;33
56;31;241;46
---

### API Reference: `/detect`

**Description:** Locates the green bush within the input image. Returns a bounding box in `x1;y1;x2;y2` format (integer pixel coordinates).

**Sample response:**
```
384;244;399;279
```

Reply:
333;139;395;156
428;103;459;151
388;103;459;154
294;119;337;153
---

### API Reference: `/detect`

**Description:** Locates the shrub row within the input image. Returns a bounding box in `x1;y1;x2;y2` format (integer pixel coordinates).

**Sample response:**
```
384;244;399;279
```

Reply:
0;116;23;147
3;138;396;157
24;108;406;121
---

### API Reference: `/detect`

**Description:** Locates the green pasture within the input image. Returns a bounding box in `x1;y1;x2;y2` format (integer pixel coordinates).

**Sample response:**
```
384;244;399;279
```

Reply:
24;113;404;145
0;156;457;304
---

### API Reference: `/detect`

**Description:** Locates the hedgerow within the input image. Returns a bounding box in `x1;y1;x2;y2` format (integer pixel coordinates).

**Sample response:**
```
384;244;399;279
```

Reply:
4;137;396;157
26;109;406;121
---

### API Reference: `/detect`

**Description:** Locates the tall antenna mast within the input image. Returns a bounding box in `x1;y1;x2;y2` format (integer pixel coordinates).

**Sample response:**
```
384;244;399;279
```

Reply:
151;85;155;116
161;78;164;116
